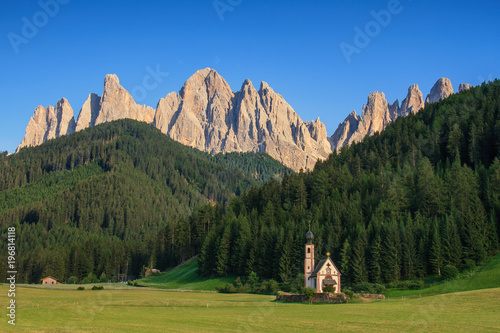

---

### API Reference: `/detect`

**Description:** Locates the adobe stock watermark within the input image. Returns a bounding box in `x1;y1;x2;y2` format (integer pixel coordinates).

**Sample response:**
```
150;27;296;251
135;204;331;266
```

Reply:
407;281;459;332
6;227;17;326
236;301;275;332
131;65;170;103
7;0;71;54
213;0;243;22
64;289;113;331
339;0;403;64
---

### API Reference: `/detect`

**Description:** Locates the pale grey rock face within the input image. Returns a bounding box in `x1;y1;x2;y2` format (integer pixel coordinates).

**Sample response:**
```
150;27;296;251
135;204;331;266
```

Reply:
20;69;332;171
389;99;399;121
152;68;331;171
329;79;454;153
399;84;424;117
55;98;76;137
329;91;392;152
329;111;360;152
153;92;181;134
17;98;75;151
76;93;101;132
18;70;460;171
459;83;472;92
352;91;391;141
95;74;155;126
425;78;454;104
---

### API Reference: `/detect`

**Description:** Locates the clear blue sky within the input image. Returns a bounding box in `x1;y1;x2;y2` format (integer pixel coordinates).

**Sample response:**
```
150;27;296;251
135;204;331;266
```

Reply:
1;0;499;153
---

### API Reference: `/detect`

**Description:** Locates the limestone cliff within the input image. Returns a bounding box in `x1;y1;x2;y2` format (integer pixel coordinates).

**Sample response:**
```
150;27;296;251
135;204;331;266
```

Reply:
330;82;428;152
425;78;454;104
95;74;155;126
75;93;101;131
17;69;330;171
17;98;76;151
399;84;424;117
459;83;472;92
154;68;331;171
17;71;461;170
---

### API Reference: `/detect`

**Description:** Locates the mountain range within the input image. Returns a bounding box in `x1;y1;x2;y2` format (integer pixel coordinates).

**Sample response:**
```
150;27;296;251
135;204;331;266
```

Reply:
17;69;472;171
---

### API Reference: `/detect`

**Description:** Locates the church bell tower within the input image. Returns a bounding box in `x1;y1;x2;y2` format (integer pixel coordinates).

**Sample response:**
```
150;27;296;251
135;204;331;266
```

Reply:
304;229;315;288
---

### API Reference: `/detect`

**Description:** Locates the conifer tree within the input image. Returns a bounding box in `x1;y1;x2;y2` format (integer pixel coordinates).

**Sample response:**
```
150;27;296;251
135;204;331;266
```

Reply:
430;221;444;276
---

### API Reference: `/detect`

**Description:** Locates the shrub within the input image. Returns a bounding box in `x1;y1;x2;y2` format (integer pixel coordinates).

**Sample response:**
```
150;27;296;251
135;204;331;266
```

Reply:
350;282;385;294
323;285;335;293
303;287;315;302
247;272;259;292
343;289;353;300
442;265;459;280
462;259;476;272
386;280;423;290
99;272;108;283
67;276;78;284
91;285;104;290
266;280;279;294
408;280;424;290
290;274;304;293
373;283;385;293
255;280;279;294
216;283;237;293
77;286;85;290
88;273;99;284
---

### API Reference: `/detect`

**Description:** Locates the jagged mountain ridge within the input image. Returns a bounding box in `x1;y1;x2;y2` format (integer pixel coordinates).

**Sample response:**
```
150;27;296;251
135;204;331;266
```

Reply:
329;78;460;152
18;69;330;171
17;70;471;169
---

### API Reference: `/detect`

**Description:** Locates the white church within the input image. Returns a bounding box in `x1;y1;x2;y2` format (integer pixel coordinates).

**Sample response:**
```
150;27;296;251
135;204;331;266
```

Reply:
304;229;341;293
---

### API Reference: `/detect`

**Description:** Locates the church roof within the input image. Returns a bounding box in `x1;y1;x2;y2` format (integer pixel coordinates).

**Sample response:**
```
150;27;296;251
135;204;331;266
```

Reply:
308;257;341;279
308;259;327;279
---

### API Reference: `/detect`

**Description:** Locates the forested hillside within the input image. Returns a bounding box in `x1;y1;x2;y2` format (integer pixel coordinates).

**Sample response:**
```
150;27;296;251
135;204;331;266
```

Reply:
197;80;500;285
0;120;290;283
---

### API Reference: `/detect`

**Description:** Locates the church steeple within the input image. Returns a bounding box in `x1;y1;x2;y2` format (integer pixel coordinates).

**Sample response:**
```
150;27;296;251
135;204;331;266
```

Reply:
305;229;314;244
304;229;315;289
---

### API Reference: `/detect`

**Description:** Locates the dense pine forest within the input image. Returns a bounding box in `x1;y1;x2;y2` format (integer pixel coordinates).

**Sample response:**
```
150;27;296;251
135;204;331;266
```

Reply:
197;80;500;286
0;120;290;283
1;81;499;288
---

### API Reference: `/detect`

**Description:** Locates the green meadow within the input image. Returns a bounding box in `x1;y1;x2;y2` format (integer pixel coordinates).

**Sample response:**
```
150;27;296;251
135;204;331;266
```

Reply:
1;285;499;332
386;253;500;298
2;253;500;332
136;258;236;291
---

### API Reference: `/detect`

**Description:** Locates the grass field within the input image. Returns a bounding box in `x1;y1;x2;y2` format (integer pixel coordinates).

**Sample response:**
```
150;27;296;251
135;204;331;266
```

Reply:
1;285;499;332
2;254;499;332
136;258;236;291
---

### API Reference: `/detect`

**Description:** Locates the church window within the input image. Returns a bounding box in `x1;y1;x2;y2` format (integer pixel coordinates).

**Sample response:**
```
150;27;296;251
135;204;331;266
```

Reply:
307;248;311;254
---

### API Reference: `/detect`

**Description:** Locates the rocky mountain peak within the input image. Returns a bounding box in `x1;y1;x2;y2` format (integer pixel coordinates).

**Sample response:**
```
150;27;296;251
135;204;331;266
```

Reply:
259;81;273;93
54;98;76;138
425;78;454;104
17;98;76;152
75;93;101;132
360;91;391;135
399;84;424;117
389;99;399;121
17;71;464;171
104;73;120;87
459;83;472;92
95;74;155;126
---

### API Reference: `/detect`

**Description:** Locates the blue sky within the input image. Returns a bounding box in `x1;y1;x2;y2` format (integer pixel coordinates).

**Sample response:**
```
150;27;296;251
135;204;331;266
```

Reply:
1;0;499;153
